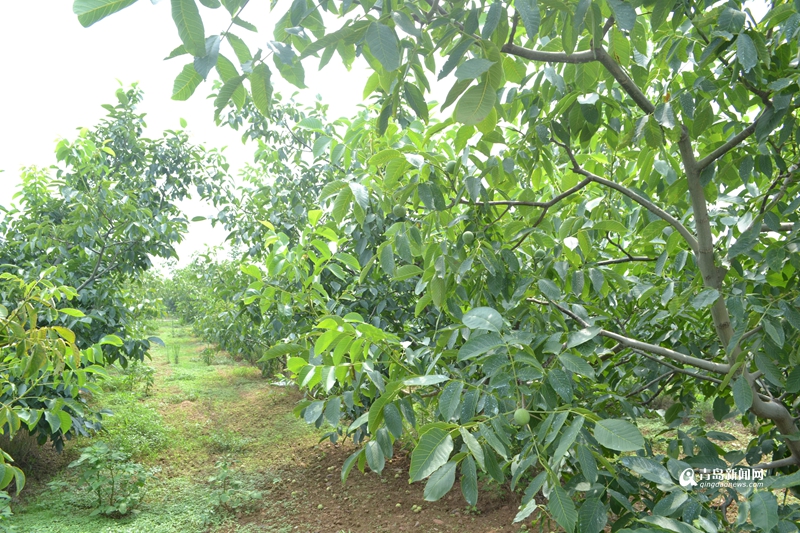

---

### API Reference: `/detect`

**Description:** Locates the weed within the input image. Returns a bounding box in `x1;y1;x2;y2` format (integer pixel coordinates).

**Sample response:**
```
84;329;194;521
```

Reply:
99;399;170;459
200;347;215;365
206;429;252;453
0;491;13;533
103;362;155;396
206;457;262;515
63;442;152;517
168;345;180;365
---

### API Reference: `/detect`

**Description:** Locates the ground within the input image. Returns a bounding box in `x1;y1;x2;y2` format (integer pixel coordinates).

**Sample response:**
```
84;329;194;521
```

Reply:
8;321;522;533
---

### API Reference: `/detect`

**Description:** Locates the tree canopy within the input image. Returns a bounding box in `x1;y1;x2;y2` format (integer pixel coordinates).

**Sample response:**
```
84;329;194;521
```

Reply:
75;0;800;531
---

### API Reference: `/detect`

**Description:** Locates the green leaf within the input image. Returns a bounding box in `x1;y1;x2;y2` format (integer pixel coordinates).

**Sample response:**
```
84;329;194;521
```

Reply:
404;82;429;122
438;381;463;421
736;33;758;73
57;412;73;435
52;326;76;344
482;1;503;39
424;461;457;501
650;0;677;32
304;400;324;423
392;11;420;38
74;0;139;27
454;82;496;125
552;416;584;465
654;102;676;129
462;307;504;332
172;0;206;57
341;449;362;484
578;497;606;533
365;22;400;71
459;428;485;470
548;485;577;533
403;375;450;386
566;327;600;348
691;289;720;309
410;428;454;482
762;318;785;348
99;334;124;347
59;308;86;318
383;403;403;439
728;223;760;259
548;370;573;402
249;64;272;116
515;0;541;41
606;0;636;31
365;440;385;474
455;58;495;80
640;516;704;533
620;456;672;485
594;419;644;451
324;397;341;426
460;456;478;506
172;63;203;100
458;332;504;360
393;264;423;281
558;353;595;378
732;377;753;412
260;343;304;362
331;187;353;224
576;444;598;483
43;411;61;434
214;74;246;116
514;471;547;522
538;279;561;300
379;243;396;277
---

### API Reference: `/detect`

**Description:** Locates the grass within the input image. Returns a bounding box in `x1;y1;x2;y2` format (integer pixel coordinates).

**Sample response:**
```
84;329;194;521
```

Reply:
10;320;319;533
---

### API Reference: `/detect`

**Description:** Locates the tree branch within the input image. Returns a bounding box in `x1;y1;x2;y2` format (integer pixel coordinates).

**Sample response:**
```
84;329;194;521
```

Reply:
459;177;591;208
761;223;794;232
529;298;731;374
501;43;596;64
592;47;655;115
596;256;657;266
753;456;800;470
557;141;700;254
696;112;765;171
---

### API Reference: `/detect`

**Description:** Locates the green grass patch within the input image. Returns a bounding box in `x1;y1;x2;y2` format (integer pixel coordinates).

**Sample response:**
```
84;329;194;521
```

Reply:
12;319;319;532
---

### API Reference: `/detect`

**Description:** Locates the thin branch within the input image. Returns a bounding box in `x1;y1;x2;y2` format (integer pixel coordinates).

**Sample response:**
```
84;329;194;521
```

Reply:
626;371;674;397
593;47;655;115
630;349;723;385
753;456;800;469
530;298;730;374
501;43;596;64
696;112;765;171
596;256;657;266
761;223;794;232
557;140;699;254
459;177;591;208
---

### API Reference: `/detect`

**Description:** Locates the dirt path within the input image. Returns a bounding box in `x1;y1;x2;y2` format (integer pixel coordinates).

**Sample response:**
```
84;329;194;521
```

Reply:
149;326;522;533
13;322;523;533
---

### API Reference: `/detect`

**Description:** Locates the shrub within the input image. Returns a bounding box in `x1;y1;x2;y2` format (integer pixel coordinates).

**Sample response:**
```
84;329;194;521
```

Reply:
67;442;152;517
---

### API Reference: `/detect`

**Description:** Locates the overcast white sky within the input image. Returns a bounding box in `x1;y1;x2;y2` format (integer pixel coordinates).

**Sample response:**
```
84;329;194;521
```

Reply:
0;0;371;265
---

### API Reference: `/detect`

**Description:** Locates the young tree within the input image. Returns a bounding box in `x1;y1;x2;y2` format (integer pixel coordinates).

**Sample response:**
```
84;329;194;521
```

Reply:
0;86;230;446
80;0;800;530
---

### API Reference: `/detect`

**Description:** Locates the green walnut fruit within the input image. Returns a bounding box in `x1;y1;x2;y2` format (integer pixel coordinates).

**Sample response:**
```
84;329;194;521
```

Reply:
514;408;531;426
392;205;407;218
445;161;457;173
463;231;475;245
534;250;546;260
